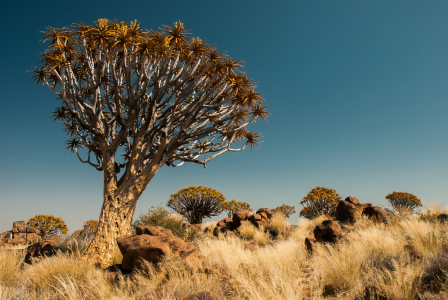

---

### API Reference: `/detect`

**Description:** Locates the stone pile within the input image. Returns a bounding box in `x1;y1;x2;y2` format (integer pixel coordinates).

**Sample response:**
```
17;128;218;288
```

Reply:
305;196;390;253
0;221;42;249
213;208;274;237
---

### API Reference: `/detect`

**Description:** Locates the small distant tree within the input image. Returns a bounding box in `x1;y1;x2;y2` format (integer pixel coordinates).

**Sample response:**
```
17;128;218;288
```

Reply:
385;191;422;214
299;187;341;219
168;186;225;224
27;215;69;240
72;219;99;241
222;199;251;218
272;204;296;219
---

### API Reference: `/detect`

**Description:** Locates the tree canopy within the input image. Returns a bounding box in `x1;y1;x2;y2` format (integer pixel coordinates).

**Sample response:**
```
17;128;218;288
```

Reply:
385;191;422;213
299;187;341;219
72;219;99;241
222;199;251;218
272;204;296;219
168;186;225;224
27;215;68;239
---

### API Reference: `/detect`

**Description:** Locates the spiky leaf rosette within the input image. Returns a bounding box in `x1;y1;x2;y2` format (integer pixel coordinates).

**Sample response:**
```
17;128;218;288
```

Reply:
272;204;296;219
167;186;225;224
385;191;422;213
30;19;270;176
222;199;251;218
300;186;342;219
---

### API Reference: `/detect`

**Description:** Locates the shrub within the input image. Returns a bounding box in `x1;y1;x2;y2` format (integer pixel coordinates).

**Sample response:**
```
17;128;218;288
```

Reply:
167;186;225;224
237;221;257;239
385;191;422;214
71;219;99;241
299;187;341;219
269;213;288;235
272;204;296;219
421;253;448;293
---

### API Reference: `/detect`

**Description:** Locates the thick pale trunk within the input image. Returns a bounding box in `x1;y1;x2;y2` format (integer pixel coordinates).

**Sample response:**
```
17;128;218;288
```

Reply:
83;167;160;268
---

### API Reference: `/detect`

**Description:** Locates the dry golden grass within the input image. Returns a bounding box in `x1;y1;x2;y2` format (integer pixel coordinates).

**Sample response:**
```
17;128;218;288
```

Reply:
2;207;448;299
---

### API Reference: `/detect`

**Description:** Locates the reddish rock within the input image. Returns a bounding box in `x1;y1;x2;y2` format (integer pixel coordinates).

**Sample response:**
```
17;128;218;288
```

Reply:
26;233;42;243
26;226;40;234
180;291;220;300
135;225;172;236
314;220;343;243
13;221;25;228
213;226;228;237
335;200;364;224
24;240;57;264
12;228;19;233
14;233;27;243
256;208;272;220
217;218;234;229
305;237;317;254
345;195;360;205
362;206;389;223
248;214;262;223
181;248;203;272
253;221;269;230
204;227;212;234
224;231;236;238
0;231;12;239
232;209;249;228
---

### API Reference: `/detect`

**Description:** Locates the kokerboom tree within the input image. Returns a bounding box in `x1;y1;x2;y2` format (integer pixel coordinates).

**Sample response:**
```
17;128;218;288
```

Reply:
30;19;269;268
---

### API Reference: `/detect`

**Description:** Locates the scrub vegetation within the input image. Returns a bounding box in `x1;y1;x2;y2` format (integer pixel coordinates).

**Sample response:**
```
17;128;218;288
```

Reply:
2;204;448;299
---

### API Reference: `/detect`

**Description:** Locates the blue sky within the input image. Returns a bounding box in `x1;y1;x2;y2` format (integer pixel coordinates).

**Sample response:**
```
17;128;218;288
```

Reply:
1;0;447;233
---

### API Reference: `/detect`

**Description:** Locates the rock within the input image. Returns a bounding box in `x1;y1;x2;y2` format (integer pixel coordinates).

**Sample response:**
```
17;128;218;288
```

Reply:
135;225;172;236
13;221;26;228
253;221;269;230
258;212;269;222
189;224;204;232
26;233;42;243
437;214;448;223
26;226;40;234
248;214;262;223
217;218;234;229
314;220;343;243
362;206;389;223
232;209;249;228
256;208;272;220
13;233;27;243
12;228;19;233
24;239;57;264
335;200;364;224
181;248;203;272
204;227;212;234
305;237;317;254
180;291;220;300
282;231;292;239
345;195;360;205
213;226;227;237
322;284;337;297
224;231;236;238
0;231;12;239
117;230;195;271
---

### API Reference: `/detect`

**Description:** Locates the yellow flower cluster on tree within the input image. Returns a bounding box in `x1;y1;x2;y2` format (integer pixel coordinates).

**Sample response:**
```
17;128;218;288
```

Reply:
222;199;251;218
27;215;68;240
299;187;341;219
168;186;225;224
71;219;99;241
272;204;296;219
385;191;422;213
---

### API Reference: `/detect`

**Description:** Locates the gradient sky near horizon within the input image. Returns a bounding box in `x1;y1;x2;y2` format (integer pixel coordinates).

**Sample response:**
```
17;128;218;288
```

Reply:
1;0;447;233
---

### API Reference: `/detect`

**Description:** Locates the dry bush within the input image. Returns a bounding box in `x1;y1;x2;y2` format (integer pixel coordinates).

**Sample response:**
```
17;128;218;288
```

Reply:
237;221;257;239
0;249;26;287
269;213;287;235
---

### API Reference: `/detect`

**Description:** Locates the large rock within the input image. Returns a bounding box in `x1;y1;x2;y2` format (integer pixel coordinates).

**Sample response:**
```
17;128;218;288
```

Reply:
217;218;234;230
362;206;389;223
13;221;25;228
335;200;364;224
256;208;272;220
313;220;343;243
232;209;249;228
117;225;197;271
345;195;360;205
248;214;262;223
305;237;317;254
213;226;228;237
24;239;57;264
26;226;40;234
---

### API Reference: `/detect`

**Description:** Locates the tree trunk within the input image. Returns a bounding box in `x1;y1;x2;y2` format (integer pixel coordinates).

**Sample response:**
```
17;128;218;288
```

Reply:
83;167;160;268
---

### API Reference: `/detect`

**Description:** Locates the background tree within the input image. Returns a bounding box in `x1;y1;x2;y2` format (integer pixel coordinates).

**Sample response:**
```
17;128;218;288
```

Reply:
71;219;99;241
386;191;422;214
272;204;296;219
30;19;269;267
168;186;225;224
222;199;252;218
27;215;68;240
299;187;341;219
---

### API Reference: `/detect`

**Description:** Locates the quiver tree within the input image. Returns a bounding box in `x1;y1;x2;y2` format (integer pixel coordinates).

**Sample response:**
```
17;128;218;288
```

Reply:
386;191;422;214
168;186;225;224
272;204;296;219
222;199;251;218
299;187;341;219
27;215;68;240
30;19;269;267
72;219;99;241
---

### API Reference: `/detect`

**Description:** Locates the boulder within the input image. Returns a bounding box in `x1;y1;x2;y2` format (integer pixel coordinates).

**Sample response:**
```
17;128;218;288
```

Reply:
180;291;220;300
258;212;269;222
335;200;364;224
248;214;262;223
313;220;343;243
0;231;12;239
232;209;249;228
24;239;57;264
180;248;203;272
213;226;228;237
305;237;317;254
26;226;40;234
345;195;360;205
217;218;234;229
256;208;272;220
437;213;448;223
362;206;389;223
13;221;26;228
117;225;199;272
253;221;269;230
26;233;42;243
13;233;27;243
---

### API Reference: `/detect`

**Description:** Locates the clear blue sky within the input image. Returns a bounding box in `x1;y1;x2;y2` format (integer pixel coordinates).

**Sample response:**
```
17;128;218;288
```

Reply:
1;0;447;233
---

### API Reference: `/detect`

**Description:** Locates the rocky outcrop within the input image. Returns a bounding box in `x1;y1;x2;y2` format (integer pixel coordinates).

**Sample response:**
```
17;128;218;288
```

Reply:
362;206;389;223
117;225;202;272
336;196;372;224
0;221;42;249
24;239;57;264
314;220;343;243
